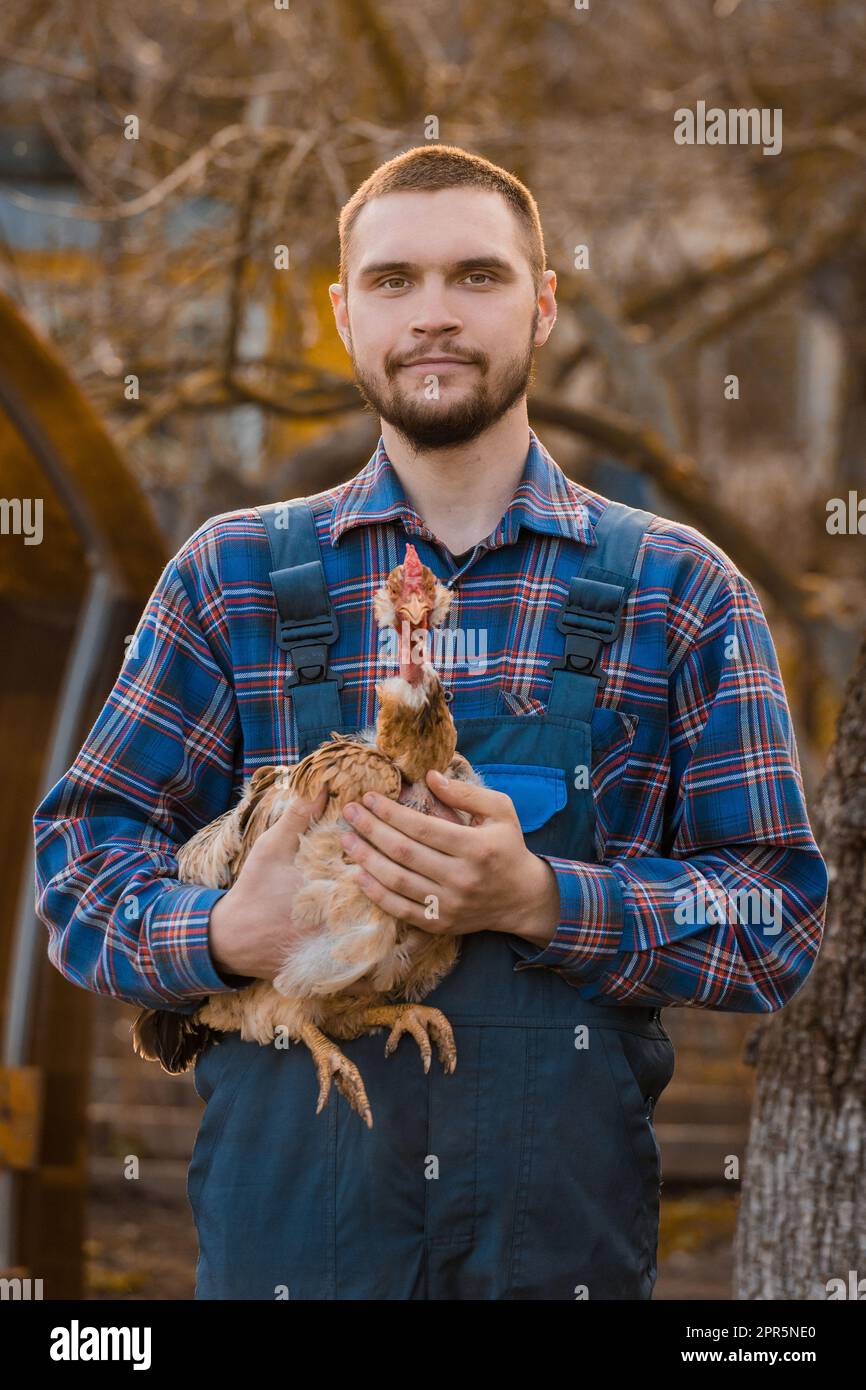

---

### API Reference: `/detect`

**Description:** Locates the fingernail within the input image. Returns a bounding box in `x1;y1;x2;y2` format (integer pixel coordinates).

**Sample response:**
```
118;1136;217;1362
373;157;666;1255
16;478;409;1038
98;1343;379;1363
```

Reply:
344;803;358;820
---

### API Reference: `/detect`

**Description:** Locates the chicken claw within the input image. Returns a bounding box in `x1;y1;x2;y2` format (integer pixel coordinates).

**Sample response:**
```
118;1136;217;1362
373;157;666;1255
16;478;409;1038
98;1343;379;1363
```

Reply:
358;1004;457;1075
299;1021;373;1129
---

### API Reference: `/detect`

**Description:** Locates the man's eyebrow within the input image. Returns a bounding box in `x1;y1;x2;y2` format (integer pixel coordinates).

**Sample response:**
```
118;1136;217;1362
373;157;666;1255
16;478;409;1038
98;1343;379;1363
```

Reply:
357;256;516;280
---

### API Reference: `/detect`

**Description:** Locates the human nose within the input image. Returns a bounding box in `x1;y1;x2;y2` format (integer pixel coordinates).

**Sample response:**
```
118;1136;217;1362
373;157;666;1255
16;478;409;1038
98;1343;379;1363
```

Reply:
407;282;462;336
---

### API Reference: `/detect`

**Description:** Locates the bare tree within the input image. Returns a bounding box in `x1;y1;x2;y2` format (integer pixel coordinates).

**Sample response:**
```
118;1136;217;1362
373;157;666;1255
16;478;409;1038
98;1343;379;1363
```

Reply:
734;625;866;1299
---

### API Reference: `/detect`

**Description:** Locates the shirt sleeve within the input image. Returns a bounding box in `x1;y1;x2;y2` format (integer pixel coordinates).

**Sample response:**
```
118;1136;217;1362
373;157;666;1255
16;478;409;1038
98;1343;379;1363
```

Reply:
33;528;255;1012
512;570;829;1013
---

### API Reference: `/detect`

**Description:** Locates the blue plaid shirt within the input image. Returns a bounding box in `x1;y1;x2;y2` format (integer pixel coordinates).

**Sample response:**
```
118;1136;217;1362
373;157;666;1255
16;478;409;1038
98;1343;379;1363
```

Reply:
34;428;828;1014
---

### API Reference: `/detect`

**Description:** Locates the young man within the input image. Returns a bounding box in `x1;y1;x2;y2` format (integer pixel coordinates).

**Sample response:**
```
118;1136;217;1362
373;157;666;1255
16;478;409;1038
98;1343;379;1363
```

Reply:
34;144;828;1301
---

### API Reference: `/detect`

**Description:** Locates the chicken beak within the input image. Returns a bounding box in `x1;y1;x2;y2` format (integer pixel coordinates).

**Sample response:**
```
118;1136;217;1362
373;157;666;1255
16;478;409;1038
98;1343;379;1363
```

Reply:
396;596;431;627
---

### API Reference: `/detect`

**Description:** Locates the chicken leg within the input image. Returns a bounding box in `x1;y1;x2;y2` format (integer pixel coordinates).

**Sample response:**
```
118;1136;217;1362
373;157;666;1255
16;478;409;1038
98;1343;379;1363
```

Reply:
353;1004;457;1074
299;1020;373;1129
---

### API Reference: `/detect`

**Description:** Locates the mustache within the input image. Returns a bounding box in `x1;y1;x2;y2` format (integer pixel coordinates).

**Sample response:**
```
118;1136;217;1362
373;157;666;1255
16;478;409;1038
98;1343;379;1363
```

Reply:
391;351;482;370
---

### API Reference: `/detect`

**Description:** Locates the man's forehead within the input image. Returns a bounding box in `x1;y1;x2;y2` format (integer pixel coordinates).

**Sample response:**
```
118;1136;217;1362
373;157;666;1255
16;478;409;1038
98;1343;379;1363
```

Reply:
353;188;519;260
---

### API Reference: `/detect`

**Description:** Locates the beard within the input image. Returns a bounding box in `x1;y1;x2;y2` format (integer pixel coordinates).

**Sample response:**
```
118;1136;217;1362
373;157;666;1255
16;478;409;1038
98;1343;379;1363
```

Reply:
349;309;540;451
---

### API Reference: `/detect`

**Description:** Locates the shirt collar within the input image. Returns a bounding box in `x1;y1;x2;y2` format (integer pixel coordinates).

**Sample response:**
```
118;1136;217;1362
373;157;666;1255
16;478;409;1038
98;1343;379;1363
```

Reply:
329;427;595;551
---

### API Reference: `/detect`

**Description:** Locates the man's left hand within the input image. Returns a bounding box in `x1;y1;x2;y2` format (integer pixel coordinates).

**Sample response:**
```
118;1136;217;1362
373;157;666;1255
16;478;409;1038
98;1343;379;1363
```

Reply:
339;768;561;944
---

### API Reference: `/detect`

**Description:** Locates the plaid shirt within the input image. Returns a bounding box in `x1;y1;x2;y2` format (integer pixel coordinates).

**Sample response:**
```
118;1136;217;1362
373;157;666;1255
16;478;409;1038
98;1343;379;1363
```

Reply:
34;428;828;1015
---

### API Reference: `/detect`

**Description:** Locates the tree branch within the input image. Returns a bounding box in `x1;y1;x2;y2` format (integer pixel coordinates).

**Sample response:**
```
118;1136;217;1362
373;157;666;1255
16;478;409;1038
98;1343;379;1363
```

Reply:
529;394;839;632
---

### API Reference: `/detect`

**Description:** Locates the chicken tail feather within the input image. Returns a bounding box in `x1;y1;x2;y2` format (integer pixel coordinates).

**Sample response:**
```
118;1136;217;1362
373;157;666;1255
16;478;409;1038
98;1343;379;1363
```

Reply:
131;1007;216;1074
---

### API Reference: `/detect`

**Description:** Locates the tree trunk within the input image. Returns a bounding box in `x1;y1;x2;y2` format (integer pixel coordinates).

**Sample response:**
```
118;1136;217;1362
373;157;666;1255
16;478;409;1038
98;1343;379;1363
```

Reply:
733;627;866;1298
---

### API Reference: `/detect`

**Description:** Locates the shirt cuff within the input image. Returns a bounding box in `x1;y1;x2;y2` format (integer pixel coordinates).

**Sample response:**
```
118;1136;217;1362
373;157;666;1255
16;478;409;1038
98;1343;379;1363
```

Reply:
142;883;254;1000
510;857;625;979
212;965;258;989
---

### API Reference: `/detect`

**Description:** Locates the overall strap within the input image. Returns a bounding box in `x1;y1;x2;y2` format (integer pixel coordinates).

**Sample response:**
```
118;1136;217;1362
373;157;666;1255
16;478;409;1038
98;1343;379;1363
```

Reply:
547;500;654;721
256;500;344;742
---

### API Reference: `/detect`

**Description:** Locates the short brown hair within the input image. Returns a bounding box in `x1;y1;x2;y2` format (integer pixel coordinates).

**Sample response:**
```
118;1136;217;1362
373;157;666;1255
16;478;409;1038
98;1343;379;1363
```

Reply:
338;143;546;296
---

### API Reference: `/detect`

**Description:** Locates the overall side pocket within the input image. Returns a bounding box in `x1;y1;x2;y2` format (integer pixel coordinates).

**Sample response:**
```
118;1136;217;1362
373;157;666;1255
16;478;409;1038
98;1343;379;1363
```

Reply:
598;1025;676;1290
187;1036;261;1209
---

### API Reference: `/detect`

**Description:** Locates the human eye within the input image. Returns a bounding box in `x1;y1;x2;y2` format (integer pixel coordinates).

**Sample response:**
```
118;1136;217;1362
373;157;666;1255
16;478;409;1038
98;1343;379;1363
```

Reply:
378;276;409;291
462;271;495;286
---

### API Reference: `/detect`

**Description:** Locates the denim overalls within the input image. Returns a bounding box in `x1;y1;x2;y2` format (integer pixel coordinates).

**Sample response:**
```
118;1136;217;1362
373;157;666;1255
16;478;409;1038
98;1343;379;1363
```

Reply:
187;498;676;1300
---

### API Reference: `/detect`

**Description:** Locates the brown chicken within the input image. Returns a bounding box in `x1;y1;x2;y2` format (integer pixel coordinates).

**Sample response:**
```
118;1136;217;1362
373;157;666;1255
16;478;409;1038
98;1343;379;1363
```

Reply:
132;543;483;1127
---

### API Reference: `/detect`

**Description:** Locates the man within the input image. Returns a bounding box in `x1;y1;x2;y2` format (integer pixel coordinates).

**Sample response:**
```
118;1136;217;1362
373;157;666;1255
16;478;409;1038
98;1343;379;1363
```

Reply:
34;144;828;1300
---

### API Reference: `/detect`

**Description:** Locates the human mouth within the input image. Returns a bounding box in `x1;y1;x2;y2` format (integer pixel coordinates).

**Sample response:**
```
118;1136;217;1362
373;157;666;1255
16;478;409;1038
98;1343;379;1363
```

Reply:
400;357;474;368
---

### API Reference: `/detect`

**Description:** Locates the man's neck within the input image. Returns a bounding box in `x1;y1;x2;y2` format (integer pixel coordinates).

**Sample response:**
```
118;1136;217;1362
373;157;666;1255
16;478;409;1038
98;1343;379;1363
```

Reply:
380;413;531;555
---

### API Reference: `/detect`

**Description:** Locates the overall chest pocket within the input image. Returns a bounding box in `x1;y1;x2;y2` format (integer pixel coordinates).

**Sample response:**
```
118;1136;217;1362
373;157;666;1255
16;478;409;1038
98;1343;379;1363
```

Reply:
472;763;568;833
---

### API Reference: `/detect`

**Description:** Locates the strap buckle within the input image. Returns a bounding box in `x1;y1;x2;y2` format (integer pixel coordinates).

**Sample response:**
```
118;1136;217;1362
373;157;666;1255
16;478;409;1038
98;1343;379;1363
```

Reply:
557;605;619;644
547;577;628;681
285;644;344;692
279;612;343;692
276;612;339;651
547;633;606;679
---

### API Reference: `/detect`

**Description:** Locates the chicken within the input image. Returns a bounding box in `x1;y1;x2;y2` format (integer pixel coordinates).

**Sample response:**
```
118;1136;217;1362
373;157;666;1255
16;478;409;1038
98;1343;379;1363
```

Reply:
132;543;484;1128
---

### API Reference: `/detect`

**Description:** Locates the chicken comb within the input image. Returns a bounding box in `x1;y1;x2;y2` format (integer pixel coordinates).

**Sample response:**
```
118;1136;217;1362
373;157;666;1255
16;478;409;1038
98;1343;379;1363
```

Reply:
401;542;426;594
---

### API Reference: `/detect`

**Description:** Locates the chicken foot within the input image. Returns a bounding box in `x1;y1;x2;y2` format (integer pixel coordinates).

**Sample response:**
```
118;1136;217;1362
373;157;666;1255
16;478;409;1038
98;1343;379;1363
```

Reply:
299;1020;373;1129
355;1004;457;1075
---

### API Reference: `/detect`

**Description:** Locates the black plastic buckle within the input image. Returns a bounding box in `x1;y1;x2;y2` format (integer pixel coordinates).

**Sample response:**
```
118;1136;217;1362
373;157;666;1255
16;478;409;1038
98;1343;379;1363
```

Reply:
284;643;344;692
549;632;604;674
546;580;627;683
276;612;339;651
556;599;622;645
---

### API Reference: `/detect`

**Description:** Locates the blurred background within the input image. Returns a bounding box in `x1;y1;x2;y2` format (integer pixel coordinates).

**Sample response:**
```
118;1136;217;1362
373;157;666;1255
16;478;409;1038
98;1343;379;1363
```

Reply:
1;0;864;1299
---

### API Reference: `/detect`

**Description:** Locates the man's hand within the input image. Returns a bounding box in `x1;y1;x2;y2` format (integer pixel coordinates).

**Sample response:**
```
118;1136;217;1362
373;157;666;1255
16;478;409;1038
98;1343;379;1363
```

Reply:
339;769;561;944
208;787;329;980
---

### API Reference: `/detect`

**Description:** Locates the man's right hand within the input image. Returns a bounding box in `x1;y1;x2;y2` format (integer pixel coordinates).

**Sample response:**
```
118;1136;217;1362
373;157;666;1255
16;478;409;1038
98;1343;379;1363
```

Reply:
207;787;329;981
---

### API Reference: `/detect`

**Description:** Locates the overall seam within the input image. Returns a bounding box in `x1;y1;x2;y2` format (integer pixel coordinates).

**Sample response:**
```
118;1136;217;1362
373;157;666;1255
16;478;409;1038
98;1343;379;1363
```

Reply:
506;1022;538;1296
427;1026;482;1248
422;1036;433;1289
188;1041;264;1204
326;1085;337;1300
597;1025;659;1287
596;1027;649;1189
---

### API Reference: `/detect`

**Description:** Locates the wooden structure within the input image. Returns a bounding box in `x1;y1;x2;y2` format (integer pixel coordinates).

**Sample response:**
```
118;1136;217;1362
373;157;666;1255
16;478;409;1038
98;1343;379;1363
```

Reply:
0;288;166;1297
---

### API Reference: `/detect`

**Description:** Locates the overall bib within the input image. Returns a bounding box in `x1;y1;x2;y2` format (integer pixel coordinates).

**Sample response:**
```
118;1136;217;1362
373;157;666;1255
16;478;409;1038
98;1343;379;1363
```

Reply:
187;499;676;1300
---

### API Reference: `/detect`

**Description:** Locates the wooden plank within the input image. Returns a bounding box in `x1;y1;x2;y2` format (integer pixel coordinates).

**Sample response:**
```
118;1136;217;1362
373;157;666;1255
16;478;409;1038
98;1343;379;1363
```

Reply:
0;1066;43;1169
